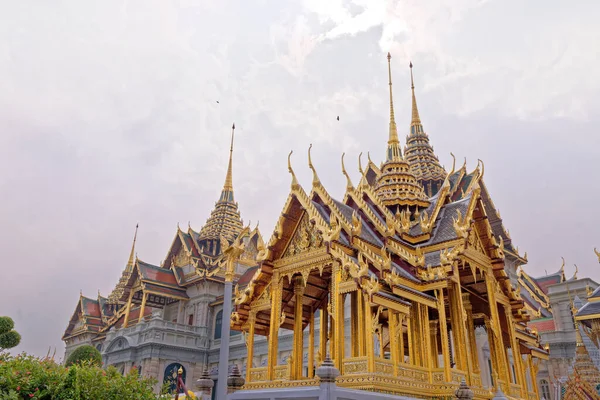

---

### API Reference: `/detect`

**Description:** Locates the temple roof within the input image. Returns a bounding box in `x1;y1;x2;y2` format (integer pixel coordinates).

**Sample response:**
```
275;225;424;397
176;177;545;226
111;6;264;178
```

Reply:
62;293;114;340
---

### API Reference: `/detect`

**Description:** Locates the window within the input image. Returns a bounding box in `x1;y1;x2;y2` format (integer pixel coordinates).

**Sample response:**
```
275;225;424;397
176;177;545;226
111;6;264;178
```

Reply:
188;314;194;326
214;310;223;339
163;363;185;394
540;379;550;400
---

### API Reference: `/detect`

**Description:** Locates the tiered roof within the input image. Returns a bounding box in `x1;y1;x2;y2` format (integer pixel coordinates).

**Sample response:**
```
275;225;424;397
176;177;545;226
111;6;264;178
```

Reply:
403;63;446;196
62;292;115;340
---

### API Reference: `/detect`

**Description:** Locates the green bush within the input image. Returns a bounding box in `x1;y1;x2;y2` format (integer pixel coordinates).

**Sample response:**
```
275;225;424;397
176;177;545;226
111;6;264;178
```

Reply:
0;317;21;351
0;353;162;399
64;346;102;367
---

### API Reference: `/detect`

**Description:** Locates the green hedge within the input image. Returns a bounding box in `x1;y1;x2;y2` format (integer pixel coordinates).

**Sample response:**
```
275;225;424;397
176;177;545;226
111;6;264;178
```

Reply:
0;353;162;399
64;346;102;367
0;317;21;351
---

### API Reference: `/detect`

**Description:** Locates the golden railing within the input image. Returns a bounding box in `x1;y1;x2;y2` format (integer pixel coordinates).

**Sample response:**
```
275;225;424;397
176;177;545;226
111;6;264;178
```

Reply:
528;392;537;400
343;357;368;374
374;359;394;375
509;383;522;398
397;363;430;381
249;367;267;382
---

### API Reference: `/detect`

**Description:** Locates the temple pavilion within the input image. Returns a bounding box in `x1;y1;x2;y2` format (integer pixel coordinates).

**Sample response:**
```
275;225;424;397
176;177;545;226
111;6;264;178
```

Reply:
230;54;548;399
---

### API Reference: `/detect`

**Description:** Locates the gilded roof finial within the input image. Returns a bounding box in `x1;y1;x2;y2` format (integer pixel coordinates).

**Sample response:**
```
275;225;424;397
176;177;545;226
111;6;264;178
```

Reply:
386;53;402;161
126;223;139;270
462;157;467;171
308;144;320;185
409;61;422;127
219;123;236;203
449;153;456;175
341;152;353;190
478;159;485;181
358;152;364;175
288;150;299;189
560;257;566;281
595;248;600;263
573;264;579;280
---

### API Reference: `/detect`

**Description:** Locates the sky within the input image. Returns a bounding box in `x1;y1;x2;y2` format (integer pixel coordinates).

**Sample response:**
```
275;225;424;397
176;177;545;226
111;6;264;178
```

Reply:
0;0;599;358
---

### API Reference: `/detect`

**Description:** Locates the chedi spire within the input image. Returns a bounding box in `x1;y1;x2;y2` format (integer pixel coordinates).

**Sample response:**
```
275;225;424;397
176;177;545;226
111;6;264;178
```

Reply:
403;62;446;197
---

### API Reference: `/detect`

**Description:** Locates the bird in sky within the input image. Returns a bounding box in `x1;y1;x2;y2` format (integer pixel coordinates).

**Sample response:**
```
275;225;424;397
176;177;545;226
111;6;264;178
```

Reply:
337;116;339;121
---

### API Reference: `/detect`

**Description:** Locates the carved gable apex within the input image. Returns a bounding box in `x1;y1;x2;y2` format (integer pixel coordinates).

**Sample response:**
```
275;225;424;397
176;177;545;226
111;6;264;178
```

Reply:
466;228;485;255
172;246;192;267
283;212;324;258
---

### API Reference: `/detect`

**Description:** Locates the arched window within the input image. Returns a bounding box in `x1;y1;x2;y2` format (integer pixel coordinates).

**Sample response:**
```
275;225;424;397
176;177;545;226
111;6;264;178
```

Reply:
540;379;550;400
163;363;186;394
214;310;223;339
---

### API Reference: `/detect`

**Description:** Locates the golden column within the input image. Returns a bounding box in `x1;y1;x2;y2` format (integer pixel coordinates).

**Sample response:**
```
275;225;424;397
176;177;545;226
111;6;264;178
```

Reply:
527;354;539;399
389;312;399;374
357;289;365;356
406;310;414;365
319;304;328;363
337;291;345;372
448;282;468;372
267;272;283;380
437;288;452;382
484;317;501;387
245;311;256;382
504;305;527;397
463;293;480;374
409;304;422;366
293;275;305;380
420;303;433;373
350;291;359;357
123;290;135;328
308;307;315;378
138;292;148;324
364;291;375;372
398;314;405;363
484;268;510;385
430;320;439;368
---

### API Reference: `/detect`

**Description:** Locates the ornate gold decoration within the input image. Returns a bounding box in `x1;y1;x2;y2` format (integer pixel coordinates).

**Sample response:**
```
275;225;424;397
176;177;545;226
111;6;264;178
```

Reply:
308;144;320;186
283;213;324;257
452;209;469;239
322;213;342;244
595;248;600;263
230;311;240;325
341;152;354;190
351;210;362;237
347;253;369;279
363;275;380;297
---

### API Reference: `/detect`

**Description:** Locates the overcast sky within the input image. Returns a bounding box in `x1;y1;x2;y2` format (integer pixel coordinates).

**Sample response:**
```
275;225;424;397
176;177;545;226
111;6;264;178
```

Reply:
0;0;599;358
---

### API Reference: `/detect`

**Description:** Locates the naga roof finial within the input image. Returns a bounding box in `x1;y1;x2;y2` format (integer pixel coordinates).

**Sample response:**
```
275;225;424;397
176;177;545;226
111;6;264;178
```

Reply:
358;152;364;175
449;153;456;175
308;144;320;185
341;152;353;190
595;247;600;263
288;150;299;189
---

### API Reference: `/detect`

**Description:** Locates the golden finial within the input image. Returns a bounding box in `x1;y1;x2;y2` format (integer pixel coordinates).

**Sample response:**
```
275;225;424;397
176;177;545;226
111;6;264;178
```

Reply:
477;159;485;180
409;61;422;127
288;150;299;189
308;144;320;185
367;151;373;165
358;152;364;175
126;223;139;269
573;264;579;280
341;152;353;189
449;153;456;175
560;257;565;280
80;289;83;296
178;366;183;375
220;123;236;200
595;247;600;263
461;157;467;170
386;53;401;161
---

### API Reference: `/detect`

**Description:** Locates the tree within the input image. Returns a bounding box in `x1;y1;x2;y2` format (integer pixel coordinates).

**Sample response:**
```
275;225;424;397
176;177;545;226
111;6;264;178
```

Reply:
65;345;102;367
0;316;21;351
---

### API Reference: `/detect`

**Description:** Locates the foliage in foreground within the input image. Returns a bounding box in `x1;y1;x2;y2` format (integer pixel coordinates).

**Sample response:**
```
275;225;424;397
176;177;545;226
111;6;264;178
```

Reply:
0;317;21;351
0;353;162;400
64;346;101;368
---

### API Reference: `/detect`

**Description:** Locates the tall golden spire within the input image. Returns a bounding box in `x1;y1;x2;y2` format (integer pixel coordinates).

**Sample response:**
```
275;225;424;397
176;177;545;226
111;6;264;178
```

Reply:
386;53;401;161
126;223;139;270
219;123;235;202
410;62;422;126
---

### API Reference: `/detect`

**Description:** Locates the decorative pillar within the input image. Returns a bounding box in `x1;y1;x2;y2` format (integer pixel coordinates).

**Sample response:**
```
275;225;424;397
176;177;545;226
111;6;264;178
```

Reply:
245;311;256;382
293;275;305;380
364;292;375;372
484;269;510;385
308;307;315;378
357;289;365;356
267;272;283;380
527;355;539;399
123;290;134;328
399;314;405;363
449;283;468;372
389;311;399;375
138;292;147;324
195;365;214;398
484;317;500;389
319;305;328;364
216;268;234;398
407;310;414;365
430;320;439;368
351;291;359;357
337;291;345;373
421;303;432;372
227;364;245;394
437;288;452;383
463;293;480;374
504;305;526;397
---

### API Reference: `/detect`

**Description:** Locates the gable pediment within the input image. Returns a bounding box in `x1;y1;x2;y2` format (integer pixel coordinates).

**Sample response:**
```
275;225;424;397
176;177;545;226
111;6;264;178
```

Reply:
282;211;324;258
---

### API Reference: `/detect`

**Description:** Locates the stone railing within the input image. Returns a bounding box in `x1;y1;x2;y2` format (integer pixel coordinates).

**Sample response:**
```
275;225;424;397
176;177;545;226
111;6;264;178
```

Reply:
343;357;368;374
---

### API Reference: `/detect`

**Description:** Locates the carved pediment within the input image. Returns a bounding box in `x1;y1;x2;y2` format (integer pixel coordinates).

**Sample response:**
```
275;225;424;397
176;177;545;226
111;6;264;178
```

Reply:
466;229;485;255
283;212;324;257
173;247;191;267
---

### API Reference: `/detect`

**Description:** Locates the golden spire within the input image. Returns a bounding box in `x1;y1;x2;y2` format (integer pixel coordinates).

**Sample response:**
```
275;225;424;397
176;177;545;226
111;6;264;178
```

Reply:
386;53;401;161
219;123;235;202
410;61;422;126
126;223;139;270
